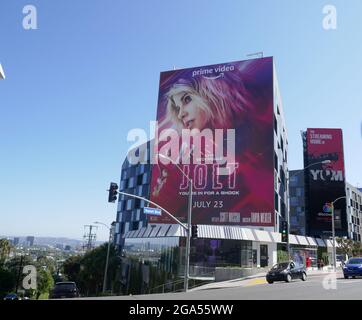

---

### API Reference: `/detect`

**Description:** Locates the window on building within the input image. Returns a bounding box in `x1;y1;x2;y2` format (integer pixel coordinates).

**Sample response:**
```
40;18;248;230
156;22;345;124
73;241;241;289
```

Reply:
240;241;253;268
120;180;126;190
131;221;139;231
281;202;286;219
126;199;133;210
142;173;149;184
137;175;143;185
280;167;286;186
290;197;298;206
274;152;278;172
274;114;278;135
135;198;141;209
275;192;279;211
128;177;135;188
274;171;278;191
296;187;303;197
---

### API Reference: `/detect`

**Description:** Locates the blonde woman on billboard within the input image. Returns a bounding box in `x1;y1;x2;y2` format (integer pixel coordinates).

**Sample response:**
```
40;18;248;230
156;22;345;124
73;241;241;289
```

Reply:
162;75;252;133
152;74;252;197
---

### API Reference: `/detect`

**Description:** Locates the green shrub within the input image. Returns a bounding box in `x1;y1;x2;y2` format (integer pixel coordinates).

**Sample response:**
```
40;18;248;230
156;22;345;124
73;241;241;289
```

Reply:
277;250;289;263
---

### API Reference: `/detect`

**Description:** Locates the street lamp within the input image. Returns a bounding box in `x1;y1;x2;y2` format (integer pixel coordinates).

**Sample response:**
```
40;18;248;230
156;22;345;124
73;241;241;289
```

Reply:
286;160;331;259
158;153;193;292
330;196;346;272
94;221;115;294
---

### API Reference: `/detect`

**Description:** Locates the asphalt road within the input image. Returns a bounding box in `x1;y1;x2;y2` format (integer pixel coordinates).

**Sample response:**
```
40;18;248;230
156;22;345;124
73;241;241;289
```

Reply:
86;273;362;300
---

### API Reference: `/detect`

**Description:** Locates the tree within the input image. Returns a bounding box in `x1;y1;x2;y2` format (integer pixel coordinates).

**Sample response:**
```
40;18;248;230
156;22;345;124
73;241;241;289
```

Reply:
277;250;289;263
336;237;353;258
36;269;54;299
36;255;56;274
62;255;82;283
352;241;362;257
62;243;121;297
0;268;16;298
0;239;12;265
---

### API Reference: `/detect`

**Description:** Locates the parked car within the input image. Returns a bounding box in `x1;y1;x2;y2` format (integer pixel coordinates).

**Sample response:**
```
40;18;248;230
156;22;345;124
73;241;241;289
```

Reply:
342;257;362;279
49;282;80;299
3;293;20;300
266;261;307;284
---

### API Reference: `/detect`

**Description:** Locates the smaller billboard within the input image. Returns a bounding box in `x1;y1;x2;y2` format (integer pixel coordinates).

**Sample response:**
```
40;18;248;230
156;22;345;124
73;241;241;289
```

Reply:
305;128;347;236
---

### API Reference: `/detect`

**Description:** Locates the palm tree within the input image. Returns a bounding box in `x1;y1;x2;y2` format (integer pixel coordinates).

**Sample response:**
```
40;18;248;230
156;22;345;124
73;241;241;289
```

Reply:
0;239;12;265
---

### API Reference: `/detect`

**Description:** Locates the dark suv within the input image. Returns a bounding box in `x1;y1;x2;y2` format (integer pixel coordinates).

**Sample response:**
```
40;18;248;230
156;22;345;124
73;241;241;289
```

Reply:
266;261;307;284
49;282;80;299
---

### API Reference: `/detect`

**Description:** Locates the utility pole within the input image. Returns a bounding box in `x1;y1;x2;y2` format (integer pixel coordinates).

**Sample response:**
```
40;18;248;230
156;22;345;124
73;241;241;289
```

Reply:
331;202;336;272
184;178;193;292
83;225;98;251
94;221;116;294
330;196;346;272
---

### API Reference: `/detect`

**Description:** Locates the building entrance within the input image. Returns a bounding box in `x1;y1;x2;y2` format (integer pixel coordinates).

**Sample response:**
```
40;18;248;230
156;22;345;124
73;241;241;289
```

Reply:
260;244;269;267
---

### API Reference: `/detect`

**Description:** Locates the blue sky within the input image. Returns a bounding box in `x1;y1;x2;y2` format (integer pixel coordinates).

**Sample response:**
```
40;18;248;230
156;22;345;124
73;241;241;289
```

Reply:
1;0;361;241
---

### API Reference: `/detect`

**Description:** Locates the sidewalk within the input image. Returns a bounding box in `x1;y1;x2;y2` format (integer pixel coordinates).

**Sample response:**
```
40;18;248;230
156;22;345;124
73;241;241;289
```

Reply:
190;273;267;291
190;267;341;291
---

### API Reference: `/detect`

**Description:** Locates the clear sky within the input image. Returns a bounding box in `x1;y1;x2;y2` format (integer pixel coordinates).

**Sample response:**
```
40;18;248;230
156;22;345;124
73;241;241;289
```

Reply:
1;0;361;241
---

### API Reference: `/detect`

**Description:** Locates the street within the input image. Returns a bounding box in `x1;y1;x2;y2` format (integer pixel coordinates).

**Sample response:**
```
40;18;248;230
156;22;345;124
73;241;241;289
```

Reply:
79;272;362;300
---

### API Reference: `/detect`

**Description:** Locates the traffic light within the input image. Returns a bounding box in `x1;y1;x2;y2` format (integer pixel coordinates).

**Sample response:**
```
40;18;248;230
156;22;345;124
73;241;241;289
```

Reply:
108;182;118;203
191;225;198;239
281;220;288;243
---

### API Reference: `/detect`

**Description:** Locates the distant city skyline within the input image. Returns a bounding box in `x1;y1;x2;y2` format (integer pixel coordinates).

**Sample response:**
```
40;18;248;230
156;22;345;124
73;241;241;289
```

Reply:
1;0;361;240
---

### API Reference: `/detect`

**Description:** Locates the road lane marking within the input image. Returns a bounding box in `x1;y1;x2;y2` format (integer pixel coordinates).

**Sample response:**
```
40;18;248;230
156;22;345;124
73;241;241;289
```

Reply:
243;278;267;287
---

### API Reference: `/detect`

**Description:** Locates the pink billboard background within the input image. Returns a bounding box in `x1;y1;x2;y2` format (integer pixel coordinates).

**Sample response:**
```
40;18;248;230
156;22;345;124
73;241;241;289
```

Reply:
149;57;275;226
306;128;345;173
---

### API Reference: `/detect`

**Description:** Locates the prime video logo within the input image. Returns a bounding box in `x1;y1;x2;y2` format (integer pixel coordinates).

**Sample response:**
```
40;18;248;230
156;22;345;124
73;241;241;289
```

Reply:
192;64;235;80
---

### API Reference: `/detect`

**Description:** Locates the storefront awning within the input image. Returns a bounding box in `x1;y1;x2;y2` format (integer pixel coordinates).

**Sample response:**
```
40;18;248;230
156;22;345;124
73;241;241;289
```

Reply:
288;234;299;245
306;237;318;246
296;235;309;246
124;224;323;247
252;229;272;242
315;238;326;247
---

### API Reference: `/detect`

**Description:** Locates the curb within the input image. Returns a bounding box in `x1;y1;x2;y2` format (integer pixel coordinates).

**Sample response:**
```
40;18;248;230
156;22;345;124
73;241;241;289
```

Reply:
191;271;343;291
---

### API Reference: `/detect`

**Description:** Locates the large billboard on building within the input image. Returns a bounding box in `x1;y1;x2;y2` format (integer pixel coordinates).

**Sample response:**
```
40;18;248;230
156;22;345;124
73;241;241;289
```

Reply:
305;128;347;236
149;57;274;226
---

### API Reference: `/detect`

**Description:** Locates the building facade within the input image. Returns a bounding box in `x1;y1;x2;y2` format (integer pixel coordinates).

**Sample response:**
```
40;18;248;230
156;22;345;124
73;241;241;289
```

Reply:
346;182;362;241
114;141;152;249
112;58;336;295
115;57;289;255
288;176;362;243
289;170;306;236
26;236;35;247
